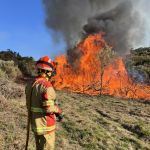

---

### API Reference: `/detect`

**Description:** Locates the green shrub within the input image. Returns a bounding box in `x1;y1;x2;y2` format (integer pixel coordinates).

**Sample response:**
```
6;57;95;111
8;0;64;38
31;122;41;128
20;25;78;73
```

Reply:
0;69;6;78
18;58;36;77
0;50;36;77
0;60;22;80
125;47;150;84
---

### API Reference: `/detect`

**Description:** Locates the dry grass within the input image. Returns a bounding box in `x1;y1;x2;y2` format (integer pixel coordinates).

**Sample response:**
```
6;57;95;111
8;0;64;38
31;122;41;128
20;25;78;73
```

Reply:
56;91;150;150
0;78;24;99
0;81;150;150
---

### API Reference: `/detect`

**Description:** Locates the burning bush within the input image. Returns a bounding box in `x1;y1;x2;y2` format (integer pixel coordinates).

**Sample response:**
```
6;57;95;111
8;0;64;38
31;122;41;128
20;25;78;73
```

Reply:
53;33;150;100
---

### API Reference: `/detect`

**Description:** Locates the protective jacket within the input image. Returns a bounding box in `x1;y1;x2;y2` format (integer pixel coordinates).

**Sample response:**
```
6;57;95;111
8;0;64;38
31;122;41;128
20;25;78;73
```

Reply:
25;76;62;135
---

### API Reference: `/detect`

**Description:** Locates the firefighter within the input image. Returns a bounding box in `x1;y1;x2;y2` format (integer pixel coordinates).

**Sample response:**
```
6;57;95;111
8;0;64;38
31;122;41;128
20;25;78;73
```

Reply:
25;56;62;150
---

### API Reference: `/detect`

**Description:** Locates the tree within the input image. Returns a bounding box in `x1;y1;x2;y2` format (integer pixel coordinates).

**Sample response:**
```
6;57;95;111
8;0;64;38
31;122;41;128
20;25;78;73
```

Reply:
97;45;116;95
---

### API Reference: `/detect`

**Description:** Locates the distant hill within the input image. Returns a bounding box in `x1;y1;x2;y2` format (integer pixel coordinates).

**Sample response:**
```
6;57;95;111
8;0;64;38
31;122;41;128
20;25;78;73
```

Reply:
0;49;36;77
125;47;150;84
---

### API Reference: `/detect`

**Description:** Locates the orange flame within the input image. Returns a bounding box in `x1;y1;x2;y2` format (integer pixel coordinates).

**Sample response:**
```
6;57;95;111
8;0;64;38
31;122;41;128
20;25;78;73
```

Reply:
53;33;150;100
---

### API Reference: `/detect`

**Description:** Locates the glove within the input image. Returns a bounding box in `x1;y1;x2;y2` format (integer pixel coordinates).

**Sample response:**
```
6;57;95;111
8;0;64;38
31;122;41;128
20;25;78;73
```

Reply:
56;113;63;122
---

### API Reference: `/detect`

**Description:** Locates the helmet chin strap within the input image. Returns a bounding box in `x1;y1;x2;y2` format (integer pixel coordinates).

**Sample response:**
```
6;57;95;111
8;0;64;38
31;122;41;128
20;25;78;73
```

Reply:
46;73;51;80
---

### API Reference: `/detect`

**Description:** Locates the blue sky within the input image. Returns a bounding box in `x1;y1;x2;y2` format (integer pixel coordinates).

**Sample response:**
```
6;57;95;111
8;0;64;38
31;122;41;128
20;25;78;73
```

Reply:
0;0;66;60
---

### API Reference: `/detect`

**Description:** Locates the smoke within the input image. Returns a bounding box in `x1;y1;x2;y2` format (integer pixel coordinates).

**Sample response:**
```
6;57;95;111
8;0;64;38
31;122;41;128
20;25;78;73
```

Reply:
133;0;150;48
42;0;150;55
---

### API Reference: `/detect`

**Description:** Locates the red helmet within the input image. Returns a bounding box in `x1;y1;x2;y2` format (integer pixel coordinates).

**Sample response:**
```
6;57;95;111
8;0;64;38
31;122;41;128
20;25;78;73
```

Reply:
36;56;54;71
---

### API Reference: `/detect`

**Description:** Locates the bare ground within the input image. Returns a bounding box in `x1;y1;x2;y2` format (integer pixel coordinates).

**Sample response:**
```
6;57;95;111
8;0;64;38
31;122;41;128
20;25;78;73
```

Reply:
0;82;150;150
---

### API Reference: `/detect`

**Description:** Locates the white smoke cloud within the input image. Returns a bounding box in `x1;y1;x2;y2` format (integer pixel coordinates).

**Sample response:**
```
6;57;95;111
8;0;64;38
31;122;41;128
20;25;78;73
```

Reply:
134;0;150;48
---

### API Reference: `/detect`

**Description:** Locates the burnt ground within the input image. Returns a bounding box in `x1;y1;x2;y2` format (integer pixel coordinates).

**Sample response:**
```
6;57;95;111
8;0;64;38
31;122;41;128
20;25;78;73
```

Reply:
0;82;150;150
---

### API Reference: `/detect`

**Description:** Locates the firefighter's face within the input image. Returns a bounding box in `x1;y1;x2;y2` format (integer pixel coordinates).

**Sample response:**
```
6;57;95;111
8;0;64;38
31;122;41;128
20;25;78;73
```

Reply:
47;71;52;77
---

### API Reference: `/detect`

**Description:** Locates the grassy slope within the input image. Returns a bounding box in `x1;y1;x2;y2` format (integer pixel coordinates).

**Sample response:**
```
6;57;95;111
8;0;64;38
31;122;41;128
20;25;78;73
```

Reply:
0;88;150;150
125;47;150;84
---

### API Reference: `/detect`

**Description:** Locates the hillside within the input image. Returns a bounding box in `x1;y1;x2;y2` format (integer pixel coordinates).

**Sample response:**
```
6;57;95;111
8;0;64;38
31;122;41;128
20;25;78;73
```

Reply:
0;50;36;77
125;47;150;84
0;80;150;150
0;48;149;84
0;50;150;149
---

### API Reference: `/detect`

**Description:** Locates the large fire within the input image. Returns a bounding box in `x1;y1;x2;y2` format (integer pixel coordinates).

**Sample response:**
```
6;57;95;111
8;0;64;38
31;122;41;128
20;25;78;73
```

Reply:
53;33;150;100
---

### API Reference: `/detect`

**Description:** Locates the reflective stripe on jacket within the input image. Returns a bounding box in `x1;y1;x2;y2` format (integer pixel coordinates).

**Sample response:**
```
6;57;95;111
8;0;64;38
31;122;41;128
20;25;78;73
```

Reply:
25;77;62;135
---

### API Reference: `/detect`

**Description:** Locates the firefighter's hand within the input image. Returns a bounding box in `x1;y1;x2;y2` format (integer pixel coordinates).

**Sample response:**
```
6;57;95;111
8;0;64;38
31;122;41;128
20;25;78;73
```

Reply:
56;114;63;122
